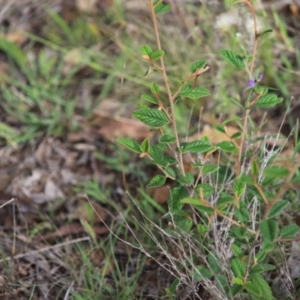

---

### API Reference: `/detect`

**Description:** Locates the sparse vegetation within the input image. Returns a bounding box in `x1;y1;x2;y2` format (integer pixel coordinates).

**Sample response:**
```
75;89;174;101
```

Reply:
0;0;299;299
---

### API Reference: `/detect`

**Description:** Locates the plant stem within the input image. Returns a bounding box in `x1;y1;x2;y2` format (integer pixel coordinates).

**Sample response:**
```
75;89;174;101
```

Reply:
148;0;185;175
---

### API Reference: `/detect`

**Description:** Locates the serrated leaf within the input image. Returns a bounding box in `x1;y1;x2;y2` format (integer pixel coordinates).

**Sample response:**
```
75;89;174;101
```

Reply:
164;166;176;179
231;283;243;296
117;138;141;153
233;177;246;198
235;203;250;223
251;264;275;274
154;1;171;14
256;251;267;262
202;164;220;175
149;49;164;60
260;220;278;242
281;224;300;238
190;60;206;73
268;201;289;219
231;258;246;277
149;145;164;162
168;184;188;214
219;49;245;68
140;44;152;56
157;143;169;150
255;93;283;108
245;281;262;297
164;155;176;165
263;166;289;178
231;244;243;258
177;172;194;186
191;266;212;281
217;141;237;153
251;273;273;300
179;84;210;99
195;183;214;198
151;82;160;94
180;139;212;153
133;108;169;127
141;94;158;104
147;175;166;189
160;134;176;143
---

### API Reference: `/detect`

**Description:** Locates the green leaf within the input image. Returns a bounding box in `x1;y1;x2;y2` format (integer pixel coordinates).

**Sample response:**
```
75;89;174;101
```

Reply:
231;244;243;258
233;177;246;198
231;132;242;139
151;82;160;94
255;93;283;108
250;264;275;274
256;251;267;262
133;108;169;127
149;49;164;60
263;166;289;178
257;28;273;38
235;202;250;223
251;158;259;176
177;172;194;186
168;185;188;214
215;274;229;293
260;220;278;242
217;141;237;153
202;164;220;175
148;145;163;159
173;214;193;233
245;281;262;297
251;273;274;300
190;60;206;73
140;44;152;56
217;192;234;206
195;205;215;214
179;84;210;99
195;183;214;198
141;94;158;104
180;139;212;153
281;224;300;238
140;139;149;153
160;134;176;143
232;277;244;285
231;258;246;277
268;201;289;219
231;226;247;239
147;175;166;189
181;197;200;206
154;1;171;14
231;284;243;296
219;49;245;68
191;266;212;281
214;124;226;133
208;253;221;273
164;166;176;179
262;240;275;252
0;37;27;69
117;138;141;153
